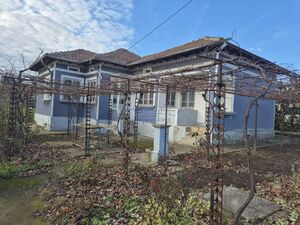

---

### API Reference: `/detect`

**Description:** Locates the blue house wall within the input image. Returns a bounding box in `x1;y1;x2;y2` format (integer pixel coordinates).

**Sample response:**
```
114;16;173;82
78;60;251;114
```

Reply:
225;95;275;131
35;94;52;116
52;67;86;118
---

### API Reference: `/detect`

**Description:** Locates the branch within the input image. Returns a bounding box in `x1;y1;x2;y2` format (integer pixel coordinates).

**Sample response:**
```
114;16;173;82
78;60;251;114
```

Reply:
230;81;271;225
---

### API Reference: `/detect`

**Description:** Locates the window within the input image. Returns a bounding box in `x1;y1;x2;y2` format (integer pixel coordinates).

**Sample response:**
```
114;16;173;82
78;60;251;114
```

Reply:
60;76;83;102
181;91;195;108
140;92;154;105
167;92;176;107
68;66;80;72
43;75;52;101
87;79;97;104
223;74;234;113
225;93;234;113
44;93;52;101
89;68;95;73
112;95;118;105
61;79;72;101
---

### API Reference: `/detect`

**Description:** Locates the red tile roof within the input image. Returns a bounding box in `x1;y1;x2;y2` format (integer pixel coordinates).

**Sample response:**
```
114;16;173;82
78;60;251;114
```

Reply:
129;37;224;65
46;49;97;62
30;36;225;70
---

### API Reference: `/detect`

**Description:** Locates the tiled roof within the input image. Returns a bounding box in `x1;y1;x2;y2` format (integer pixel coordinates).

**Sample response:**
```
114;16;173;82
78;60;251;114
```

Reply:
45;48;140;65
96;48;140;65
129;37;224;65
46;49;98;62
31;37;224;70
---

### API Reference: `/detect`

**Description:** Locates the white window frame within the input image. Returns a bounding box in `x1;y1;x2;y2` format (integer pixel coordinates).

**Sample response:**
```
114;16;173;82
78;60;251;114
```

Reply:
167;92;176;107
86;78;97;104
139;91;154;106
223;74;235;113
60;75;84;102
43;75;52;101
67;66;80;72
181;91;195;108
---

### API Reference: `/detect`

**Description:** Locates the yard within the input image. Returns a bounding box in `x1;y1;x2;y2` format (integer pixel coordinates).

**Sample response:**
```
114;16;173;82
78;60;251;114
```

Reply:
0;132;299;225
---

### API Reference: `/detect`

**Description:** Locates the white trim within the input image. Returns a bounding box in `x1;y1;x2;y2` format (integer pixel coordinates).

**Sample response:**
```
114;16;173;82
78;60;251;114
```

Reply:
50;62;56;117
100;69;130;77
43;75;52;101
60;74;84;102
55;68;84;75
38;69;53;77
86;77;97;104
96;65;102;119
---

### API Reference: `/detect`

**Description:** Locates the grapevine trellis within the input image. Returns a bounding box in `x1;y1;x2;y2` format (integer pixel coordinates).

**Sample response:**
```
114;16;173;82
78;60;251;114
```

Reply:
0;39;299;225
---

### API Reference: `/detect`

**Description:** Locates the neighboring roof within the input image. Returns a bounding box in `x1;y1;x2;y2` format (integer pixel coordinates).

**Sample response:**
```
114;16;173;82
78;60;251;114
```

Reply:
129;37;224;65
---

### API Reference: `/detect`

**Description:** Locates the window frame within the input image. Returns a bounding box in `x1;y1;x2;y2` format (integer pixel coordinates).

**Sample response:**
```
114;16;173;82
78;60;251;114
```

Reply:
67;66;80;72
223;74;235;113
43;75;52;101
181;91;195;108
86;78;97;104
60;75;84;102
167;92;176;107
139;92;154;106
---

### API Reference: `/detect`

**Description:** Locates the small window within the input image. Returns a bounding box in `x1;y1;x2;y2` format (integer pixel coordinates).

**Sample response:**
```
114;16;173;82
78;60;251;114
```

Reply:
68;66;80;72
112;95;118;104
89;68;95;73
60;77;83;102
43;94;52;101
181;91;195;108
143;68;152;74
87;80;97;104
62;79;73;101
139;92;154;106
223;75;234;113
167;92;176;107
225;93;234;113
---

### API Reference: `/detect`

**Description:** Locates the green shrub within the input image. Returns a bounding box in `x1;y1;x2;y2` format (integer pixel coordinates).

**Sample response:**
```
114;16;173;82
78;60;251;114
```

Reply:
0;160;52;178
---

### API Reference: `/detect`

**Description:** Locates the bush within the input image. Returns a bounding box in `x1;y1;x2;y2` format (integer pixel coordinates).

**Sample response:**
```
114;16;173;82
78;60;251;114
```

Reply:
0;160;52;178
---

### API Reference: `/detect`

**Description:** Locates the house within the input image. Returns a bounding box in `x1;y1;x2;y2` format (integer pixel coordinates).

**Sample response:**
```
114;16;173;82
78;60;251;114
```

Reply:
29;37;277;143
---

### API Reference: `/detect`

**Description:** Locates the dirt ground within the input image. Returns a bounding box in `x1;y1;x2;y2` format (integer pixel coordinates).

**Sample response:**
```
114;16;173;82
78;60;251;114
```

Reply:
172;136;300;190
1;132;299;224
41;132;300;191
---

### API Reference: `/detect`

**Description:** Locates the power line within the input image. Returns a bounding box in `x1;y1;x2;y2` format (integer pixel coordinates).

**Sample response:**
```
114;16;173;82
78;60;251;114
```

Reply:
89;1;139;53
128;0;193;50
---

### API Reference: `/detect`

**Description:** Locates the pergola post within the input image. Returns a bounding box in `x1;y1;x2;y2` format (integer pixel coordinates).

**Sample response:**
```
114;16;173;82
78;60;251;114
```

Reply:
210;62;225;225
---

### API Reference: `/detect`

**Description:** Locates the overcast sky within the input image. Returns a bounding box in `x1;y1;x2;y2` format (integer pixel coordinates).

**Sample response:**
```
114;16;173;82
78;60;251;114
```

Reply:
0;0;299;70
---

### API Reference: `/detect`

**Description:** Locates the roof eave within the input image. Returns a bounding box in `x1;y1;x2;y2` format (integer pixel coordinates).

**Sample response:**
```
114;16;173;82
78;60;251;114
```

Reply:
127;40;224;66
